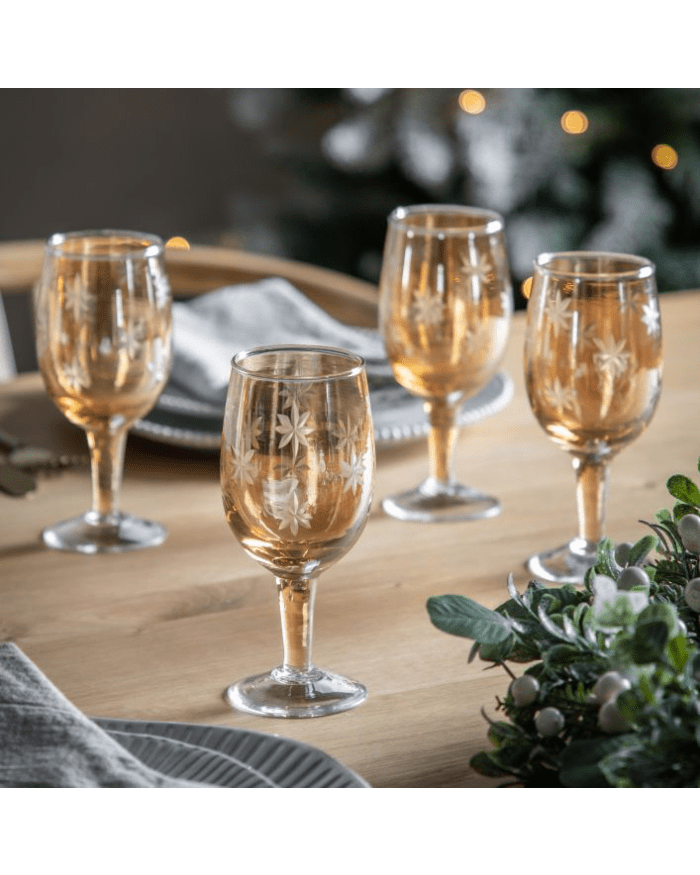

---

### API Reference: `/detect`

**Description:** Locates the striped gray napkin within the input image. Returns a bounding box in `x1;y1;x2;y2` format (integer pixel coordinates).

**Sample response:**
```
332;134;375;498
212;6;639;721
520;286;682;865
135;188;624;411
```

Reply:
170;277;389;406
0;643;200;787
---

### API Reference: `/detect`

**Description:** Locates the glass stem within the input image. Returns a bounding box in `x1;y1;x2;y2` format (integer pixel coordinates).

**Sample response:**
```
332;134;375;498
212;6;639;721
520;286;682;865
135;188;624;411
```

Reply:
424;397;458;488
572;454;609;551
86;427;127;522
276;577;317;675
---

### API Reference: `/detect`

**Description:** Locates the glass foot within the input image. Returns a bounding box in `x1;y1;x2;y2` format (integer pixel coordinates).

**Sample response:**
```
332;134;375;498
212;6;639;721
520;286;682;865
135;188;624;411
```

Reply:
526;537;598;585
42;510;167;554
381;478;501;523
225;665;368;718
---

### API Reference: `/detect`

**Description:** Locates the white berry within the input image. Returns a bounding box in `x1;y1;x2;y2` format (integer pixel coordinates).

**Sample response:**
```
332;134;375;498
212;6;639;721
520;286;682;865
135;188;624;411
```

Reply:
599;699;632;733
617;566;650;590
684;578;700;612
510;675;540;706
614;542;633;567
535;706;565;737
678;514;700;553
591;670;631;704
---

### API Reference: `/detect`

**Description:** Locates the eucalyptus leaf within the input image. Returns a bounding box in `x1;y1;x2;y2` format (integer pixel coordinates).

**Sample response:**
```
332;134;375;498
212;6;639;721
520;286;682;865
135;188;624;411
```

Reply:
469;751;513;778
559;736;630;787
627;534;657;567
426;595;514;644
667;474;700;507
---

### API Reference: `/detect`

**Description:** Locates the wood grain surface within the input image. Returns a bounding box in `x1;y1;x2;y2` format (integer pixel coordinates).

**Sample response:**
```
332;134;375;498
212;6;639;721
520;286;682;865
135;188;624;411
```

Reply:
1;262;698;787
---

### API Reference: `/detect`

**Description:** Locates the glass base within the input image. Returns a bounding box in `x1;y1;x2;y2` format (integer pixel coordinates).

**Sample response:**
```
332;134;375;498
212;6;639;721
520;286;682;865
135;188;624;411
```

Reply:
526;537;598;585
225;665;368;718
381;478;501;523
42;510;167;554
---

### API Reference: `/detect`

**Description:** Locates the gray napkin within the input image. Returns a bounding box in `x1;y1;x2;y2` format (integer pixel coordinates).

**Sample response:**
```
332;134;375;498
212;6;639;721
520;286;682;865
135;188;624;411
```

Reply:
170;277;389;406
0;643;201;787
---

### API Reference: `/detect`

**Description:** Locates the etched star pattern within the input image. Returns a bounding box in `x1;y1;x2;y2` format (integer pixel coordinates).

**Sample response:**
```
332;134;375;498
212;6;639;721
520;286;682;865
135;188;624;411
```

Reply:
224;445;256;488
332;416;359;452
340;449;365;493
248;415;263;449
543;377;576;416
280;384;314;410
61;356;90;392
276;401;314;456
63;275;95;323
544;291;573;338
412;293;444;327
459;252;491;284
592;335;630;380
641;301;660;336
271;490;312;537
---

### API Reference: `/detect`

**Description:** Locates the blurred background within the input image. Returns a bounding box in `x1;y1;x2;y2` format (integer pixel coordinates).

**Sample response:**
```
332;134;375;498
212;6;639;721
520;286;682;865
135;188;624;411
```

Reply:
2;87;700;372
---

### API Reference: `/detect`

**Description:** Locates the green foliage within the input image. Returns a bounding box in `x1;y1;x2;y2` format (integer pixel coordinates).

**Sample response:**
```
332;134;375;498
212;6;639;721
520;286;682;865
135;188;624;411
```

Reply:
428;459;700;787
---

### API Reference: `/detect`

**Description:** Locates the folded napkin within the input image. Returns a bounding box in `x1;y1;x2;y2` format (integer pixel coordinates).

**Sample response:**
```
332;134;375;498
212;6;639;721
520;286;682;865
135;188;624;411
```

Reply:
170;277;388;406
0;643;201;787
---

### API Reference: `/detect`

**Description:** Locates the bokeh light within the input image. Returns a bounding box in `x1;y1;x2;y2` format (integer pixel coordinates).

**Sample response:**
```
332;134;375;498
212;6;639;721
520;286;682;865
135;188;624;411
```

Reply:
522;276;533;300
651;144;678;170
459;90;486;115
560;110;588;135
165;236;190;250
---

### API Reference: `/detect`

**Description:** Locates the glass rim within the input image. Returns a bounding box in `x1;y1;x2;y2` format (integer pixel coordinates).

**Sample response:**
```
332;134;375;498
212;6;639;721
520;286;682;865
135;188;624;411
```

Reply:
45;229;164;261
388;204;504;236
534;250;655;281
231;344;366;382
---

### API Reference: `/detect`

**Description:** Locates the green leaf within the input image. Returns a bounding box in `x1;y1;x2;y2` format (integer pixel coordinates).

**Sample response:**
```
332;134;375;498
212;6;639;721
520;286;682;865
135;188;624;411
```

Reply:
488;720;525;748
469;750;513;778
673;503;698;522
478;635;516;663
595;537;618;578
627;534;657;566
426;594;514;643
632;619;670;663
667;474;700;507
559;736;630;787
655;508;673;524
667;634;691;672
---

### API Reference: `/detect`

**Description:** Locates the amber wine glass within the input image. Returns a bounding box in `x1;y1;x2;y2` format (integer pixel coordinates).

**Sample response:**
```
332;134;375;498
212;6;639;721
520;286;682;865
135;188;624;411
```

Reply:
221;345;374;718
524;251;663;584
378;204;513;522
34;230;173;553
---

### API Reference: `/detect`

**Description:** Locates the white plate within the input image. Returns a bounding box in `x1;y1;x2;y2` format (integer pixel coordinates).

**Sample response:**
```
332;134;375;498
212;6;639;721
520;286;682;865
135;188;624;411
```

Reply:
132;371;513;450
96;718;370;788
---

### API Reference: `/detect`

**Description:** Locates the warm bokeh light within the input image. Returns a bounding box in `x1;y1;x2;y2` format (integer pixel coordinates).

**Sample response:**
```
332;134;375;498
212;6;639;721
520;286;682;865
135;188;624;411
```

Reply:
560;110;588;135
522;276;533;300
165;236;190;250
459;90;486;115
651;144;678;170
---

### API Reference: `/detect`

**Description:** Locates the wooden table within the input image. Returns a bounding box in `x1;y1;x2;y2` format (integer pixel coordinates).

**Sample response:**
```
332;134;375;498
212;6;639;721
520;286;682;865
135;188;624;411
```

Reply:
1;278;699;788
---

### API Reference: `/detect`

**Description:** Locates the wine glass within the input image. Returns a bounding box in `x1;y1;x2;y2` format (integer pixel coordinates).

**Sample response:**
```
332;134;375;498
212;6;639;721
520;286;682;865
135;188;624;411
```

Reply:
221;345;374;718
33;230;173;553
378;204;513;522
524;251;663;584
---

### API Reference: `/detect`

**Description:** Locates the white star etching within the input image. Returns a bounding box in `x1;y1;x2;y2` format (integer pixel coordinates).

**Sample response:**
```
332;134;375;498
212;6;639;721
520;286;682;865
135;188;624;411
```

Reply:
276;401;314;456
459;252;491;284
592;335;630;380
412;293;444;327
279;383;314;410
271;489;312;537
62;274;94;323
223;445;256;488
61;356;90;392
248;415;263;449
640;301;660;336
332;416;359;452
544;291;573;338
543;377;576;416
340;449;365;493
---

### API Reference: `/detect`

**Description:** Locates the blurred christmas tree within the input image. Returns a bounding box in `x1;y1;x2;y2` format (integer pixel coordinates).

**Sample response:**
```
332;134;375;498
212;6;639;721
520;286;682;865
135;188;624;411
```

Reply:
224;88;700;308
